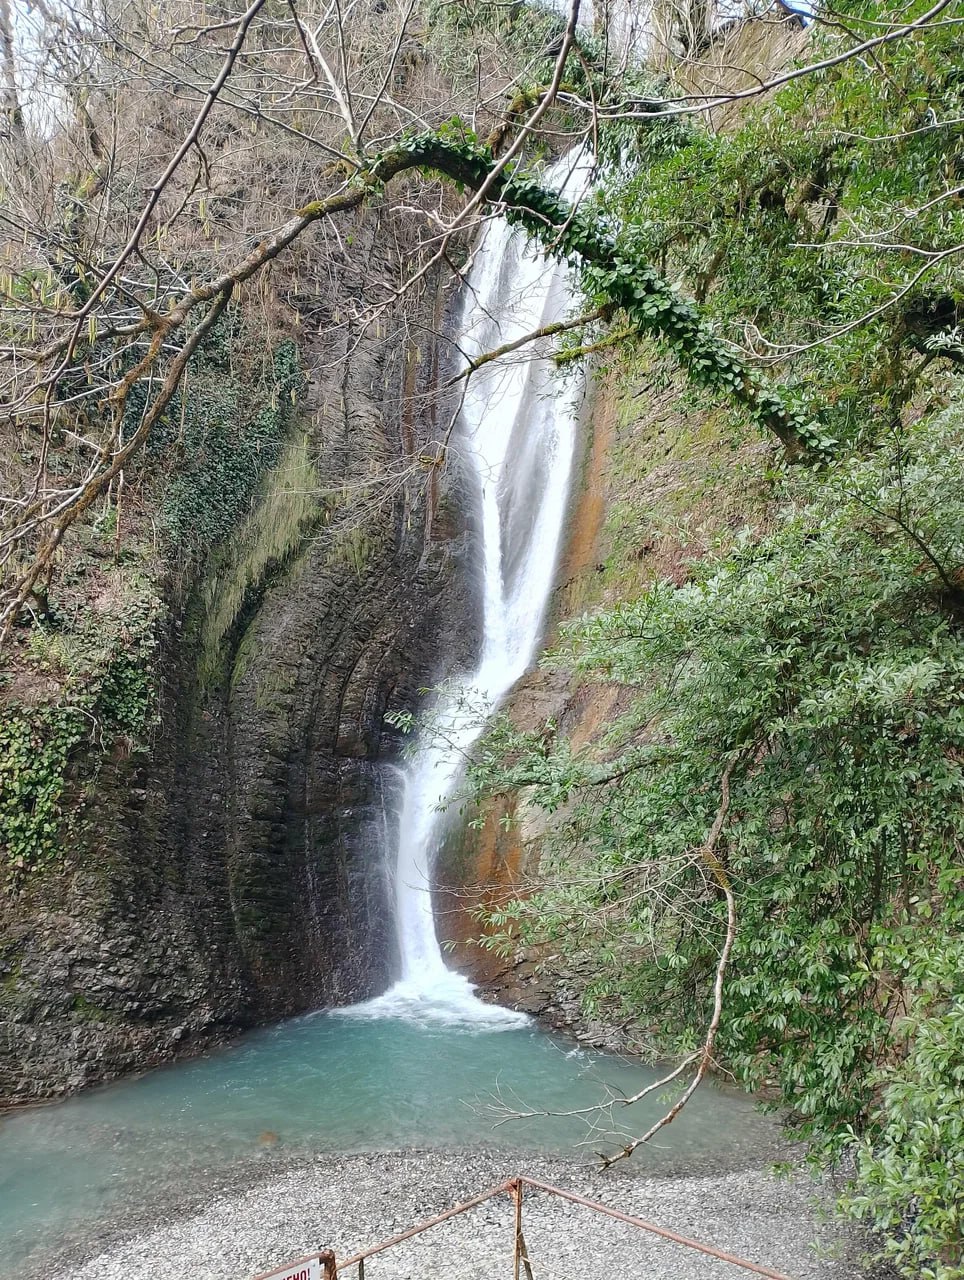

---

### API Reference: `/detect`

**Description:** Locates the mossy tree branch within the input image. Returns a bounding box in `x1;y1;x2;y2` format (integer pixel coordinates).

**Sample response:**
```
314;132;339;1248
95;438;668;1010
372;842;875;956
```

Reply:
3;130;828;635
381;132;829;460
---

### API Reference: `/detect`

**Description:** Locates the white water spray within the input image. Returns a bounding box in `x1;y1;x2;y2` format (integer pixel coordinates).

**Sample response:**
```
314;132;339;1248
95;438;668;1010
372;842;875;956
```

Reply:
342;153;591;1028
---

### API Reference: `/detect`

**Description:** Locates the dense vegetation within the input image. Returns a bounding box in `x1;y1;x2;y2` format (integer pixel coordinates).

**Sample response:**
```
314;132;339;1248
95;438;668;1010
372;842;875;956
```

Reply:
597;25;964;450
477;415;964;1275
464;9;964;1276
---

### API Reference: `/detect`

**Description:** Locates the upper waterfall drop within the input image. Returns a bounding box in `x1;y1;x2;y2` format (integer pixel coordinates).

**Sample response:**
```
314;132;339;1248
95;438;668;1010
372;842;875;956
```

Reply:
342;152;592;1027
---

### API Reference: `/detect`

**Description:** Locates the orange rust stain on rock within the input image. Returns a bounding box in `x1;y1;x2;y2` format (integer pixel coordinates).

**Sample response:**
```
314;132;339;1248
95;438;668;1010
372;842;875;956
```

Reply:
554;391;617;624
567;682;622;753
438;798;528;984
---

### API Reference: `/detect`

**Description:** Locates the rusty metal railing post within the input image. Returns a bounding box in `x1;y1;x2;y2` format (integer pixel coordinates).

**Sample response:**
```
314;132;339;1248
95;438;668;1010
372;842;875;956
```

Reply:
509;1179;535;1280
512;1180;521;1280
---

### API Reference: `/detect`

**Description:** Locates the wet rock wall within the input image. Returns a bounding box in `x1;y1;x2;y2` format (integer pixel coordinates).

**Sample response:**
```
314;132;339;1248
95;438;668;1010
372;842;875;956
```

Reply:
0;203;478;1104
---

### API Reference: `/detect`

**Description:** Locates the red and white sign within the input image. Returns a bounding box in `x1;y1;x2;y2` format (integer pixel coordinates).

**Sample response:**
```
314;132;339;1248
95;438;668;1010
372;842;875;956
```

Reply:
262;1257;320;1280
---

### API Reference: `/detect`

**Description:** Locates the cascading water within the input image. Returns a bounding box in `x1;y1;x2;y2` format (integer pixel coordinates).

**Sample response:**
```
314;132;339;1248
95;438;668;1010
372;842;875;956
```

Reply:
343;153;592;1026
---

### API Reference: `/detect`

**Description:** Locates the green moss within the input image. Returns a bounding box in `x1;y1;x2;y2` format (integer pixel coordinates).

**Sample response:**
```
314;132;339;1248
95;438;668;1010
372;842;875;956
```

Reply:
326;523;376;576
0;960;24;995
252;657;299;715
196;433;321;688
70;994;119;1022
228;624;263;692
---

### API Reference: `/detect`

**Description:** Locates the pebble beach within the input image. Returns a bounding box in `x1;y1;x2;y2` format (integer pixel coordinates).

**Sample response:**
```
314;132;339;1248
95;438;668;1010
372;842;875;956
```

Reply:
42;1148;870;1280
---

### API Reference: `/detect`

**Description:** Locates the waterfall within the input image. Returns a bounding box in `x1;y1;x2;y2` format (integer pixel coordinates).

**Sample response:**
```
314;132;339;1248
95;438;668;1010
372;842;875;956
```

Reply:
341;152;590;1027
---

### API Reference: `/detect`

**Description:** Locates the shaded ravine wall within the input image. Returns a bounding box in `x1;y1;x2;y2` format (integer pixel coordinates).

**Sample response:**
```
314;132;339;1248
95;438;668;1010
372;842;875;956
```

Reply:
438;347;775;1042
0;204;479;1105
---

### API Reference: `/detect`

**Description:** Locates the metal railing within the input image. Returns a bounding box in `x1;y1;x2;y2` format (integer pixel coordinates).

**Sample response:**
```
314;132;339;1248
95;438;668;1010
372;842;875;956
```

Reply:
250;1173;792;1280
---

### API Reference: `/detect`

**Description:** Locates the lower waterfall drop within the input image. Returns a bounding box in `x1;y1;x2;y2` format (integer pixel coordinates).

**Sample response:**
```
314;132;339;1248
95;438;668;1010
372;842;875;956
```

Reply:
345;153;591;1027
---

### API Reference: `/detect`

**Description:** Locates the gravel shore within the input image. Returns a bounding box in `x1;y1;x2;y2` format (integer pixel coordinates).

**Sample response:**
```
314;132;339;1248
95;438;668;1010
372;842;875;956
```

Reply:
44;1148;866;1280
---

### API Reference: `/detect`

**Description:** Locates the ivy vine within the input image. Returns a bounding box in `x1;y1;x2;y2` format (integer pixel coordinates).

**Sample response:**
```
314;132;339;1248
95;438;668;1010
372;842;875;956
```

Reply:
373;129;832;460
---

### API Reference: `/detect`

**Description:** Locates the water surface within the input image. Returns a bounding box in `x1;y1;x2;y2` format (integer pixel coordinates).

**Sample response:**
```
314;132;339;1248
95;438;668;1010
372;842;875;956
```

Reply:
0;1011;774;1273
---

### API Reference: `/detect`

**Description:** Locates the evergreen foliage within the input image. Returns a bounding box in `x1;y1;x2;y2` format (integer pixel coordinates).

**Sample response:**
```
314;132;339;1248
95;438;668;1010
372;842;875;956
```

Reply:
595;10;964;448
0;707;87;880
0;581;162;882
155;329;305;554
472;409;964;1278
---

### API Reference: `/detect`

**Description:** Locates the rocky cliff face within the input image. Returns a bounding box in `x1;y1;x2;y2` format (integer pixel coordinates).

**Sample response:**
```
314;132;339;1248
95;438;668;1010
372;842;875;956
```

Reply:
0;205;479;1105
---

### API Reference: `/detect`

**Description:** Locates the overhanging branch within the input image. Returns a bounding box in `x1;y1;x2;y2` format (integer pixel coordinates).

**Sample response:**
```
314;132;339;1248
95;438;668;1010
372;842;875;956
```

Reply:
3;131;828;635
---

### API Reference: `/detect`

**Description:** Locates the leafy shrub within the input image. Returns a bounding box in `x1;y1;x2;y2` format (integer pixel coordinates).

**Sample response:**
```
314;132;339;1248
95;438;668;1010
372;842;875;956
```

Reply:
843;924;964;1280
472;406;964;1276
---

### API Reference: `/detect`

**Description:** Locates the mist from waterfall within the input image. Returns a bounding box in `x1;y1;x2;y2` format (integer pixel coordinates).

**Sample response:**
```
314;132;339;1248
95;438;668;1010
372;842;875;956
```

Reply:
340;152;591;1027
